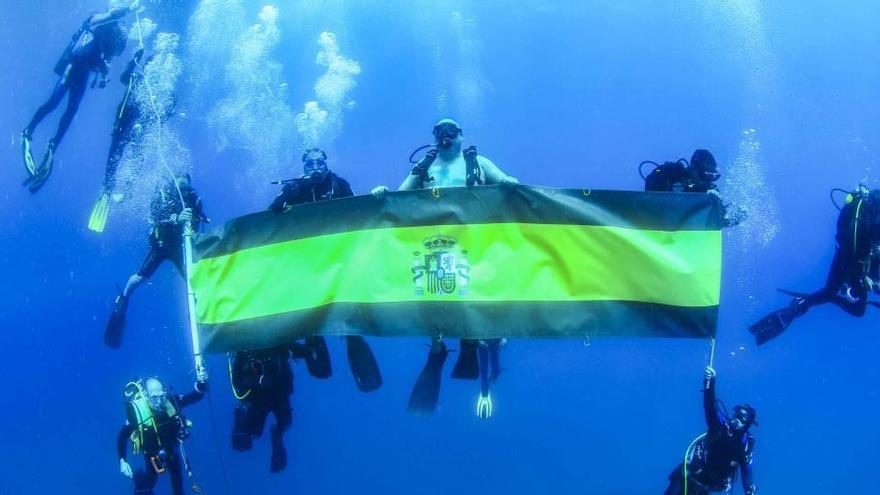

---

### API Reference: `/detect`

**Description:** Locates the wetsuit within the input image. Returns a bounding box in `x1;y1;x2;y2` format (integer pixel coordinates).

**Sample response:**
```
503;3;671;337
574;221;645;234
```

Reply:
796;191;880;317
230;343;320;472
138;183;207;279
25;13;127;148
478;339;502;396
665;376;756;495
268;172;354;212
117;389;205;495
644;161;715;194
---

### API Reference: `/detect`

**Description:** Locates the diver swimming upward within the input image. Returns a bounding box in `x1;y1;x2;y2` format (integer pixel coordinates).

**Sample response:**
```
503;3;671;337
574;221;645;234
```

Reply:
21;0;140;193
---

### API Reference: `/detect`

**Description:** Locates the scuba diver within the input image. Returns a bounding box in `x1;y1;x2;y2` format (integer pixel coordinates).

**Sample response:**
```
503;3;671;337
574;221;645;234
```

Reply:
750;185;880;346
117;377;208;495
89;33;180;233
371;118;519;415
21;0;140;193
664;366;758;495
229;340;331;473
269;148;383;393
104;174;207;349
641;149;747;228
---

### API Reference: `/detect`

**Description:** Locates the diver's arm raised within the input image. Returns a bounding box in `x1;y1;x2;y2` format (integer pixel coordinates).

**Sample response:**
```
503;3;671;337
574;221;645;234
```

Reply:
90;0;140;27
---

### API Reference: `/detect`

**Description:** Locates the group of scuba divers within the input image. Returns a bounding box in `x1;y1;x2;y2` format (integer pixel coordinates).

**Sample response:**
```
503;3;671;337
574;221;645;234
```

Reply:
17;3;880;494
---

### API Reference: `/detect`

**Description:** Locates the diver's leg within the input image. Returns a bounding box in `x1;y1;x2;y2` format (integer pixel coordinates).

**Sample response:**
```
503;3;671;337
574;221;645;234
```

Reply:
167;451;185;495
269;393;292;472
25;77;68;135
132;457;158;494
103;124;131;193
125;246;164;297
489;339;502;382
50;68;89;148
478;341;490;396
231;399;261;451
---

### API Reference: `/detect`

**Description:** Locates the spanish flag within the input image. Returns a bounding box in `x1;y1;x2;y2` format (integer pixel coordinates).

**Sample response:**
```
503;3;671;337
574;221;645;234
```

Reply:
191;186;722;353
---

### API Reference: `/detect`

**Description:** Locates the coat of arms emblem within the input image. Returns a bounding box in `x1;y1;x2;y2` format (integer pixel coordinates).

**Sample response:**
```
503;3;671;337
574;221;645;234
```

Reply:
412;235;471;296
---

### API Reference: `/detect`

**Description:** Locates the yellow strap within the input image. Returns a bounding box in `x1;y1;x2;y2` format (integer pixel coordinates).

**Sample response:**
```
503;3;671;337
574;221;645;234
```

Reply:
227;355;252;400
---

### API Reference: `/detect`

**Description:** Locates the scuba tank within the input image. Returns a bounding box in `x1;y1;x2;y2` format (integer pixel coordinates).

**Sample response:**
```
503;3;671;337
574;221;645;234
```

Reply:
54;22;90;75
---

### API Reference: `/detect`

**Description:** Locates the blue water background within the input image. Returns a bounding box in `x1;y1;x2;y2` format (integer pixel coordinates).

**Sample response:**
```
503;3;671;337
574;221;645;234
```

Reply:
1;1;879;493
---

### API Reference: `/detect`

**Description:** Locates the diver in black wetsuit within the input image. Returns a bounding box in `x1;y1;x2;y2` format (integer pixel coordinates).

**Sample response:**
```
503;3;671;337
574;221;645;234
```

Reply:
641;149;747;228
269;148;354;211
117;377;207;495
103;49;147;199
21;1;140;193
229;340;331;473
664;367;758;495
104;174;208;348
268;148;383;393
750;186;880;346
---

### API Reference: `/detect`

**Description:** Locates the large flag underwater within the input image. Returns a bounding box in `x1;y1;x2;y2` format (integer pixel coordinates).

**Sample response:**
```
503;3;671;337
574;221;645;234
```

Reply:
190;186;723;353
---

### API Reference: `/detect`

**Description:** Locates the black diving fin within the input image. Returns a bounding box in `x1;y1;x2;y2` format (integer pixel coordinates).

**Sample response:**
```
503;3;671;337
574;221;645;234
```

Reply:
451;339;480;379
346;336;382;392
407;340;449;415
749;296;808;346
104;290;128;349
303;336;332;379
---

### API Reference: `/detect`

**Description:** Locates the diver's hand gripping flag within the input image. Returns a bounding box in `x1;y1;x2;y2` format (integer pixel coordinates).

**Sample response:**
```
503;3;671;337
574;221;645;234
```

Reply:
190;186;722;353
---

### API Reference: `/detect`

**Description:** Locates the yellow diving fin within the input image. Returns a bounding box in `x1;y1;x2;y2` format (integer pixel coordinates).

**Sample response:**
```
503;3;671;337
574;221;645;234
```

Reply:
88;192;110;233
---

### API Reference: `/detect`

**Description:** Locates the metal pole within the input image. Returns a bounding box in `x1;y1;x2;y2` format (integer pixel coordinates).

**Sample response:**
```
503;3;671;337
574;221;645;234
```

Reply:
708;337;716;369
183;223;208;382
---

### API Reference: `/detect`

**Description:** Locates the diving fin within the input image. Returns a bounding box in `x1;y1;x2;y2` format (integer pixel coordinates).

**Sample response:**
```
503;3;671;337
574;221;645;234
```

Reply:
104;290;128;349
749;298;807;346
451;339;480;379
21;130;35;176
407;340;449;415
23;141;55;194
345;336;382;392
304;336;332;379
88;192;110;233
476;392;493;419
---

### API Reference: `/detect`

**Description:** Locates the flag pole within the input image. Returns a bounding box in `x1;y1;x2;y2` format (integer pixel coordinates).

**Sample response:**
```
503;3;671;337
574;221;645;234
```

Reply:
184;223;208;382
708;337;716;369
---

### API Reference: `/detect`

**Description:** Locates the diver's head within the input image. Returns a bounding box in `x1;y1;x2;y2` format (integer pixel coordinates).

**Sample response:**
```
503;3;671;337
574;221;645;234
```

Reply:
729;404;757;432
95;21;128;58
302;148;329;182
690;149;721;183
433;119;463;151
144;378;167;412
